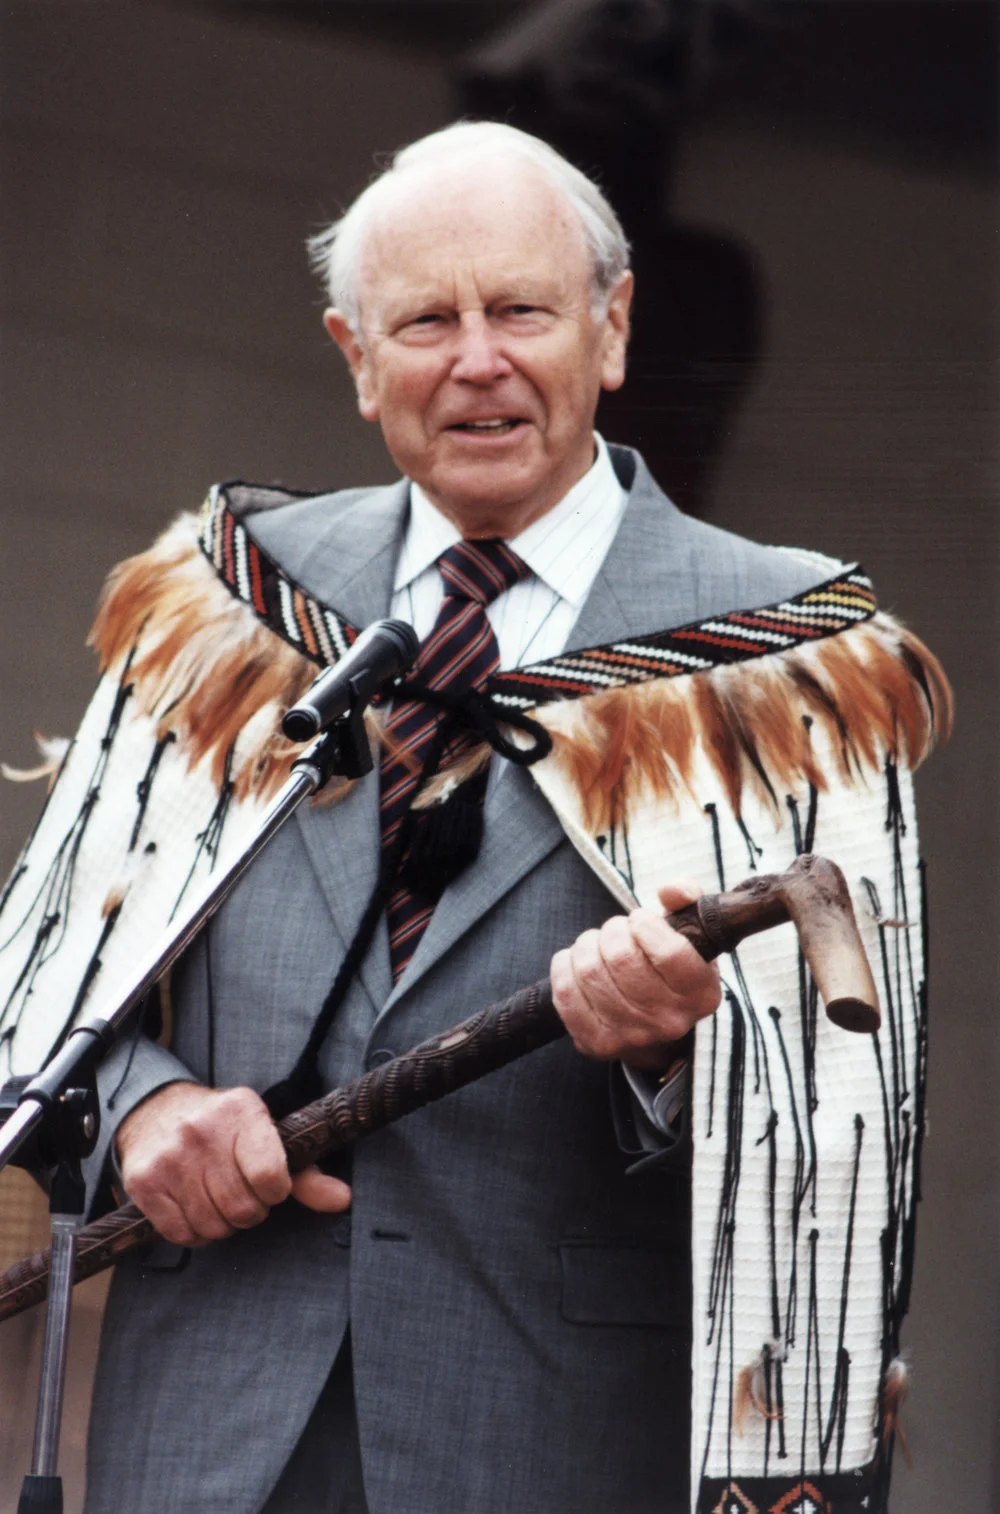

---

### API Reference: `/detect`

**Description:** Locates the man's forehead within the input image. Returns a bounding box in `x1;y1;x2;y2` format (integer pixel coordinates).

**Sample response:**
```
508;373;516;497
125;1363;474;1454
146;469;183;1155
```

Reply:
366;258;573;310
357;158;589;312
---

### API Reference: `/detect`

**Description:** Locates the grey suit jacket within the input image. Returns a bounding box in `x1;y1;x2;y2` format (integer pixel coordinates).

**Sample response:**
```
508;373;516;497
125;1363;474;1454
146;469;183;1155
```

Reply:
83;448;833;1514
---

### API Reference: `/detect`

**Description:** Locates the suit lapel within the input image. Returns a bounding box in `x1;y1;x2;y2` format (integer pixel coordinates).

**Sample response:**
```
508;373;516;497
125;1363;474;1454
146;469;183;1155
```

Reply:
564;449;703;649
257;478;411;632
294;780;392;1015
250;480;409;1012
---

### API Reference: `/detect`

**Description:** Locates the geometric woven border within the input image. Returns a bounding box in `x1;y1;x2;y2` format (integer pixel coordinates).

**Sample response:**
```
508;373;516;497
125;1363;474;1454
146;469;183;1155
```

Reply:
200;485;358;667
487;568;876;708
698;1459;883;1513
201;485;876;710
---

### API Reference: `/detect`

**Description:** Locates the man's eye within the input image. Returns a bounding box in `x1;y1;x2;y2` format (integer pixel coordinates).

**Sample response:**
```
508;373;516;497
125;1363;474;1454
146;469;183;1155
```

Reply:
504;305;537;317
394;312;449;339
392;313;441;334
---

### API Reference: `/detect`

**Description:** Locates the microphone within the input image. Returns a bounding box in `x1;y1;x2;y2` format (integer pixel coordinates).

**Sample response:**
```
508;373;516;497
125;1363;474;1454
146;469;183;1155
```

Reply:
282;619;420;742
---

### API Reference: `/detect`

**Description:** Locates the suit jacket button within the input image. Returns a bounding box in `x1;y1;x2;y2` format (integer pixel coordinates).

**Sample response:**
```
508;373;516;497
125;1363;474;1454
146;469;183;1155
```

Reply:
333;1214;352;1248
366;1047;395;1070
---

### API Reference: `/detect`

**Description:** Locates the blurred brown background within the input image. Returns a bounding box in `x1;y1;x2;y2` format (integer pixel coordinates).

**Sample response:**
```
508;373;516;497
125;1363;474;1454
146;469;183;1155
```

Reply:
0;2;996;1510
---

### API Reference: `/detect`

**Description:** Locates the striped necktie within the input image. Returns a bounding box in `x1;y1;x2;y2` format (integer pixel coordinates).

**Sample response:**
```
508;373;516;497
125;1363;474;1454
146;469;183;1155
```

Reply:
381;538;530;980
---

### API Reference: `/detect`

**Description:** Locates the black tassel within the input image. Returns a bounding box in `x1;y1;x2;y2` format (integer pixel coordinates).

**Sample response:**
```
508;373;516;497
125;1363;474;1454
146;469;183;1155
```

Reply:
399;779;486;897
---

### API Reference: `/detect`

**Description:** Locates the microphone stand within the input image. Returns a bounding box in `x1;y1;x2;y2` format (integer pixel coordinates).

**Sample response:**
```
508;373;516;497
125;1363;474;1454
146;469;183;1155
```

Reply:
0;681;378;1514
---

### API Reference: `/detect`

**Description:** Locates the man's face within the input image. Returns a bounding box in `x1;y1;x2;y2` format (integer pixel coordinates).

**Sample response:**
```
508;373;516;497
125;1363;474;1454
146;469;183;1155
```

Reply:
325;159;632;537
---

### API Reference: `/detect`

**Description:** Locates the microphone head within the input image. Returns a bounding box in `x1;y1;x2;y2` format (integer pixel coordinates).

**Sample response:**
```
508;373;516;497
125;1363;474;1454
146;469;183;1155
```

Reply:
379;618;421;664
281;618;421;742
282;706;322;743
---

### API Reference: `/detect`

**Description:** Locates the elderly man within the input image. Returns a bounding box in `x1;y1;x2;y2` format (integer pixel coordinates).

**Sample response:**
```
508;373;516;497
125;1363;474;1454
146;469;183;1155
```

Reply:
2;122;938;1514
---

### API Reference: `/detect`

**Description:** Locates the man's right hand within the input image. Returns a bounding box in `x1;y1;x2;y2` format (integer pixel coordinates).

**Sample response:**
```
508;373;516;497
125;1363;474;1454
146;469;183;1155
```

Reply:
115;1082;352;1248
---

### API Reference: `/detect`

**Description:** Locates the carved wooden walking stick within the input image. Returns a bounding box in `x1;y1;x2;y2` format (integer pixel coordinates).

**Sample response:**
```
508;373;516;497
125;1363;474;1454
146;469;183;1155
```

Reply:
0;853;877;1323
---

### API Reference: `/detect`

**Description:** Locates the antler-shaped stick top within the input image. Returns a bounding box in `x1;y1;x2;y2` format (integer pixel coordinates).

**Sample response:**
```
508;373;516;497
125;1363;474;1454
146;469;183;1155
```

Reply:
667;854;881;1033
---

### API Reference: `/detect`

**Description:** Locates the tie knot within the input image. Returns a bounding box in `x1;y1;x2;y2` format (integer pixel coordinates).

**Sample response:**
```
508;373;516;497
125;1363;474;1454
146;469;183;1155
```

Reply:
437;539;530;607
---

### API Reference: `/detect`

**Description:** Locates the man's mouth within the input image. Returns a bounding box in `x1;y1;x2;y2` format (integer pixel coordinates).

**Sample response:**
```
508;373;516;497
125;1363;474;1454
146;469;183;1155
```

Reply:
449;418;524;436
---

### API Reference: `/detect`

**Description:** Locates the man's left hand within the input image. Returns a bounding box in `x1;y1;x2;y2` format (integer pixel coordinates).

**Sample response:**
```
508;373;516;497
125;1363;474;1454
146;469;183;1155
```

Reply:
550;883;722;1070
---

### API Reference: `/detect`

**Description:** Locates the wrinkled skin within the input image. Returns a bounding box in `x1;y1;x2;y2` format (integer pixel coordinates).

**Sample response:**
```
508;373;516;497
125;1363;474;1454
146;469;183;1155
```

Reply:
324;155;632;538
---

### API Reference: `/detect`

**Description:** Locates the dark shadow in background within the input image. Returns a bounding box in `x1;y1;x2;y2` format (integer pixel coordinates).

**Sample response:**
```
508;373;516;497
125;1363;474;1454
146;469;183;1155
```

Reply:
229;0;996;514
458;0;996;511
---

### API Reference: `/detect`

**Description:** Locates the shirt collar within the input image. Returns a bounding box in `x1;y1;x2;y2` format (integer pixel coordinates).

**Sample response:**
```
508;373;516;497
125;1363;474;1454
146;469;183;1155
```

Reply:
393;481;462;591
394;434;626;608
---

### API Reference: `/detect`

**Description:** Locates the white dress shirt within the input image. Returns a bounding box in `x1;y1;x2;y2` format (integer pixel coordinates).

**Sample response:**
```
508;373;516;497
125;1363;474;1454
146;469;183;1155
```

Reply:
391;433;627;667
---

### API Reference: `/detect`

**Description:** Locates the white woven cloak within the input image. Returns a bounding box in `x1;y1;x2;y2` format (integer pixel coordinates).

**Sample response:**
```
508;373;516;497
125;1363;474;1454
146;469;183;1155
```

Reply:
0;497;950;1514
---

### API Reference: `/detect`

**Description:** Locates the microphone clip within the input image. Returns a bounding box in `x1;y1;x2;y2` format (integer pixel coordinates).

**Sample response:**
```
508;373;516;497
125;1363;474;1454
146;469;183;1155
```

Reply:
293;674;374;787
283;617;420;787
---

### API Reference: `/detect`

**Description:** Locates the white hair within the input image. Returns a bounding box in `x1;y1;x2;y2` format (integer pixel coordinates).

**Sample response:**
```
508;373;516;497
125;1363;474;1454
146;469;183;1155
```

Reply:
306;121;631;335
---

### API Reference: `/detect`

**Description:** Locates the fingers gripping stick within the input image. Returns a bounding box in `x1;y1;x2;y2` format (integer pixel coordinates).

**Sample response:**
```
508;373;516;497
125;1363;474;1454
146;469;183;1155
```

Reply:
667;853;880;1033
0;855;877;1322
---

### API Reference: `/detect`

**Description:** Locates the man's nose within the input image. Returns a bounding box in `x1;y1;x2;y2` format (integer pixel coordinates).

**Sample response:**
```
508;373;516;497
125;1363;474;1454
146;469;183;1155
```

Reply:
450;314;512;383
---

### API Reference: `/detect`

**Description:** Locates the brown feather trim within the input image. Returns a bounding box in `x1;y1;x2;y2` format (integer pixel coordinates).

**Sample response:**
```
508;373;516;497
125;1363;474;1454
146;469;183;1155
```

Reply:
88;517;952;828
881;1356;913;1468
734;1350;782;1437
535;615;952;835
89;514;346;805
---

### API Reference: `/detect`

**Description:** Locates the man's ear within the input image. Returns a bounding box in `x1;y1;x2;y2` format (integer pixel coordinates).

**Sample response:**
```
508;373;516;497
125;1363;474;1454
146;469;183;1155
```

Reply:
598;271;634;394
323;308;379;422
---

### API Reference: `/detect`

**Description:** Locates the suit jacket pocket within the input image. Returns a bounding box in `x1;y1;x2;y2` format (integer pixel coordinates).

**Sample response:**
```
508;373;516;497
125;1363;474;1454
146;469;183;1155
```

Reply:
558;1240;689;1329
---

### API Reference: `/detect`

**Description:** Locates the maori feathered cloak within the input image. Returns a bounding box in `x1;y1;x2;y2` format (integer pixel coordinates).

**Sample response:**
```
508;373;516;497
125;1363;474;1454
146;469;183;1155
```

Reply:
0;484;951;1514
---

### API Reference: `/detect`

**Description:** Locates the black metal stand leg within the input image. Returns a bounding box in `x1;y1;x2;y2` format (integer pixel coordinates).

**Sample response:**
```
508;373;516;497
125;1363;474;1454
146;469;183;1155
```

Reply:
18;1164;85;1513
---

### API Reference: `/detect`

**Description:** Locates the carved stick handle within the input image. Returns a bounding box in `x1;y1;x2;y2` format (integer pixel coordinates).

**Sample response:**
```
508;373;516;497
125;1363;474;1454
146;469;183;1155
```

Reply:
668;853;881;1033
0;854;877;1322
